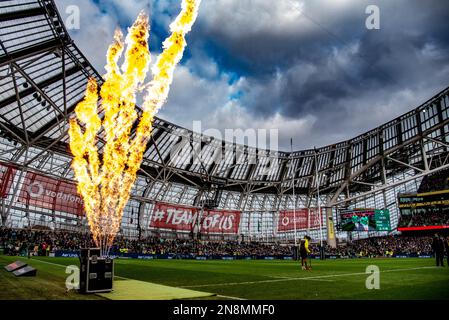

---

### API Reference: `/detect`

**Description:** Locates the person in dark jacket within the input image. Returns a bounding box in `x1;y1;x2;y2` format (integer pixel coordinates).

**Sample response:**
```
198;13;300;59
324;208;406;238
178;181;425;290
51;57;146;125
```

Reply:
432;234;445;267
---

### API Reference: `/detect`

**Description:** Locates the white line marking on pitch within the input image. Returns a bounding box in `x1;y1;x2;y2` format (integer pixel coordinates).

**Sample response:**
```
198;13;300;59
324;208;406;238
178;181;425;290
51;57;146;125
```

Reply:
268;275;335;282
29;258;436;296
28;258;128;279
216;294;247;300
181;266;438;288
29;258;69;268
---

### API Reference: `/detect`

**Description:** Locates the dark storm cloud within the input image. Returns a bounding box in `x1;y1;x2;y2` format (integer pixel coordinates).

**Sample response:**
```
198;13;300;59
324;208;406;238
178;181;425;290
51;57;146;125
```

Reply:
184;0;449;149
59;0;449;150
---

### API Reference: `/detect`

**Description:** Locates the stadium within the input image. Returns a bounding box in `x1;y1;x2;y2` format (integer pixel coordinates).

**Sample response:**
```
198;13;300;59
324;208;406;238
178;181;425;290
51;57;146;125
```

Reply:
0;0;449;303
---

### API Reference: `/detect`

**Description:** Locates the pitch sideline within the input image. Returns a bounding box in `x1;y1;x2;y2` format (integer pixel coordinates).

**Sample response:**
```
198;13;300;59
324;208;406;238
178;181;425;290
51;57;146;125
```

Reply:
27;257;437;292
27;257;247;300
181;266;438;288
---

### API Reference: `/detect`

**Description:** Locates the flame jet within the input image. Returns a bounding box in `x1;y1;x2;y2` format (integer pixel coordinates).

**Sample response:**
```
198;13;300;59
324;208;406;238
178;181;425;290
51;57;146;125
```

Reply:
68;0;201;256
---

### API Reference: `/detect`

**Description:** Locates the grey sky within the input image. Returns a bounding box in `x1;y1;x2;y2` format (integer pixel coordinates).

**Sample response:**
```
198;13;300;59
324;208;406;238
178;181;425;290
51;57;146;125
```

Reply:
56;0;449;150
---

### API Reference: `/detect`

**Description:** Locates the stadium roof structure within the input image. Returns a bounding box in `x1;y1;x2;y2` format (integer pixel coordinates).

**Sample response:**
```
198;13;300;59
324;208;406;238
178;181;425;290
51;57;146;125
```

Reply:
1;0;449;241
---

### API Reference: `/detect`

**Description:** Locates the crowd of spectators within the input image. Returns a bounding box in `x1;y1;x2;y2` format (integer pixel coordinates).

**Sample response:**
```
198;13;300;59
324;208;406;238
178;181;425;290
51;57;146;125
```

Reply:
0;227;93;256
0;227;438;258
418;169;449;193
0;227;292;257
398;210;449;228
313;236;434;257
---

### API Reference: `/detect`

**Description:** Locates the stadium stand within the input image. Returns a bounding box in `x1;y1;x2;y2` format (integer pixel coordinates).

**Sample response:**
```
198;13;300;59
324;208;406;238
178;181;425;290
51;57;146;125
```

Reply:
0;0;449;247
418;168;449;193
2;0;449;304
0;227;434;258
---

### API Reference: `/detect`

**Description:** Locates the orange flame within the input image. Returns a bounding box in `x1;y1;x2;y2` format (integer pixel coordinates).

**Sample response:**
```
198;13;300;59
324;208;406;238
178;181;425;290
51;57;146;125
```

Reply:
68;0;201;255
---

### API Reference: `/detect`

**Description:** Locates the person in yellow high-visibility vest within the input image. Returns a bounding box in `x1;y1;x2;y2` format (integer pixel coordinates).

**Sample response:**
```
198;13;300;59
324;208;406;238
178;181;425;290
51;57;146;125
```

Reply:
300;235;312;270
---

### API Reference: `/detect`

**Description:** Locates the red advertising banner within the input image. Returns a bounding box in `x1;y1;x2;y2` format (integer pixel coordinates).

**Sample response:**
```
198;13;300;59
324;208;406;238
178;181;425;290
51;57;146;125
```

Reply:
201;209;241;234
277;208;323;232
150;202;241;234
308;207;323;229
18;172;84;216
0;162;16;198
151;203;198;231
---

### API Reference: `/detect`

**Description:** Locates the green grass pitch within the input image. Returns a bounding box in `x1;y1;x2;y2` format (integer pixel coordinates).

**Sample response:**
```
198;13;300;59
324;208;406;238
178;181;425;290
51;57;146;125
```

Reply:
1;255;448;300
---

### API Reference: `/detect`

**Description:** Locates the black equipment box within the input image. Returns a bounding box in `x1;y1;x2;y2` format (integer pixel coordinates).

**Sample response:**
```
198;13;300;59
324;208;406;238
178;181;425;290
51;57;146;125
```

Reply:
79;248;114;294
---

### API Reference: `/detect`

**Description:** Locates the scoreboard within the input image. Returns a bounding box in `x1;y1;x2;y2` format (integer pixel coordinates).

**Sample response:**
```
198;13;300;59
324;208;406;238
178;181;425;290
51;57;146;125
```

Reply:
397;189;449;231
338;208;391;232
374;209;391;231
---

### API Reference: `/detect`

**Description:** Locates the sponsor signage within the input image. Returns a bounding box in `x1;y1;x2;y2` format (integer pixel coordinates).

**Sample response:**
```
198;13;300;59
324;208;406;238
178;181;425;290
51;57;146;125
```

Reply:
277;208;323;232
53;250;429;260
18;172;84;216
398;225;449;231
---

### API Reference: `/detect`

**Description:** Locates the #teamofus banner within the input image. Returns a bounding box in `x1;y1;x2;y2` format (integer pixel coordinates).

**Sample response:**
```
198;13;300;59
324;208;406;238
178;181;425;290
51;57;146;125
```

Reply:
201;209;241;234
151;203;197;231
18;171;84;216
277;208;323;232
0;162;16;198
150;202;241;234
